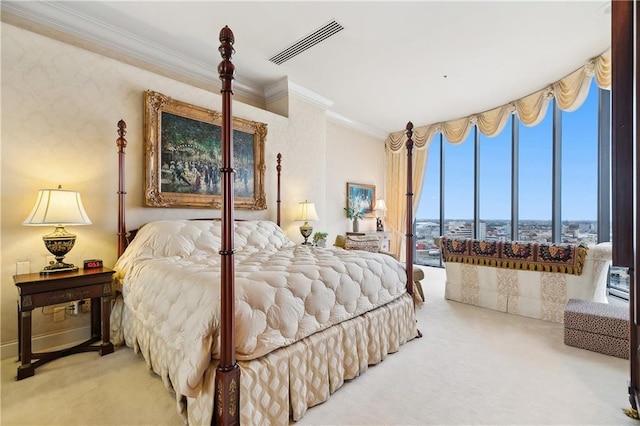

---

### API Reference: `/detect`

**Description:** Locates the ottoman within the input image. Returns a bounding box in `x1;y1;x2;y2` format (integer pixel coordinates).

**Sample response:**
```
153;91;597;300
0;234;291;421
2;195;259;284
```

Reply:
564;299;629;359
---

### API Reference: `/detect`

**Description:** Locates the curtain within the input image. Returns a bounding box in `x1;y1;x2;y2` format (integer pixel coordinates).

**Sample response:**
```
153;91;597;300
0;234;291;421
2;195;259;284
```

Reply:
383;48;611;258
385;138;429;260
386;49;610;151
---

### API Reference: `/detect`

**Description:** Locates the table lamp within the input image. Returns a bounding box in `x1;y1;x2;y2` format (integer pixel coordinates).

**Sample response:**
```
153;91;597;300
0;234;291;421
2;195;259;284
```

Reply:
23;185;92;274
374;199;387;232
295;200;319;245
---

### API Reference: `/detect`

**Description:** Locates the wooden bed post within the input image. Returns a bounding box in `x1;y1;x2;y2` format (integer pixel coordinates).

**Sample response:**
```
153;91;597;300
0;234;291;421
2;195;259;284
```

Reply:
214;25;240;426
405;122;415;297
276;153;282;227
611;0;639;416
116;120;127;258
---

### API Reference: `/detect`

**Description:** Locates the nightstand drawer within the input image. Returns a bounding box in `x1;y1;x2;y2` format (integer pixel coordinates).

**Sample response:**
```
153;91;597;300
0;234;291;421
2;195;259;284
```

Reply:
364;232;391;252
27;285;105;310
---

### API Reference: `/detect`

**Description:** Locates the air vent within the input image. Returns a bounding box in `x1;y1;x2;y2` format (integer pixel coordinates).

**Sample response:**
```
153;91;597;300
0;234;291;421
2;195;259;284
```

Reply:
269;20;344;65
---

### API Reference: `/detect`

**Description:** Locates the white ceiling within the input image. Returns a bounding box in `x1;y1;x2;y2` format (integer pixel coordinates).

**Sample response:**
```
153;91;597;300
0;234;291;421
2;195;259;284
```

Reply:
2;1;611;139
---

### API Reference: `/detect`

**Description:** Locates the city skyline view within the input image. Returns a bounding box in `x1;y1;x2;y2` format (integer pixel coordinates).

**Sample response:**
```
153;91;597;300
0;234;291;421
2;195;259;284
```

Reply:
411;78;606;270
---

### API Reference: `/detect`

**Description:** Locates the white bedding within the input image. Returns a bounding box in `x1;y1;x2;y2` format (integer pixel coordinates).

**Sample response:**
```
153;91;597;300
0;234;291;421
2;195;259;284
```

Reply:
112;219;408;397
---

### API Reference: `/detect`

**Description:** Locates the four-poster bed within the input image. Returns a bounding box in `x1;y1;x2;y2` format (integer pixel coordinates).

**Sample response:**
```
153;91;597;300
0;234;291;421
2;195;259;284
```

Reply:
610;0;639;418
111;26;420;425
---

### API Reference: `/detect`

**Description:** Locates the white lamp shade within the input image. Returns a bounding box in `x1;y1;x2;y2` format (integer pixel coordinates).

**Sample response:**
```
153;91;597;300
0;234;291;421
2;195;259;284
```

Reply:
23;188;92;226
295;201;319;222
374;199;387;211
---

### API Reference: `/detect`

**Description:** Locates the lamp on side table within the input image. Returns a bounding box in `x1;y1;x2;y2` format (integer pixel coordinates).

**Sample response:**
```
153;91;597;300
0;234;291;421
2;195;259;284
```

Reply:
374;199;387;232
23;185;92;274
295;200;319;245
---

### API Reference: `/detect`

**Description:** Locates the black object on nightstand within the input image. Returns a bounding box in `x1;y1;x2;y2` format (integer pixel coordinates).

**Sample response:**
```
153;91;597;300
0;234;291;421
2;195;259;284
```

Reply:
83;259;103;269
13;267;115;380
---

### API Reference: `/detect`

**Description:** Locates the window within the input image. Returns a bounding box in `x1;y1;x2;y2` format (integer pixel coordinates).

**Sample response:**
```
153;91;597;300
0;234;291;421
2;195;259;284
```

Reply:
414;82;610;269
561;80;599;244
444;132;474;239
518;110;553;242
416;135;442;267
479;120;512;241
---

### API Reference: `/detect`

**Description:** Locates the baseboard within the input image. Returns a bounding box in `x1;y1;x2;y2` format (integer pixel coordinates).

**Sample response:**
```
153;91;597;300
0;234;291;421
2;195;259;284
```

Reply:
1;325;92;360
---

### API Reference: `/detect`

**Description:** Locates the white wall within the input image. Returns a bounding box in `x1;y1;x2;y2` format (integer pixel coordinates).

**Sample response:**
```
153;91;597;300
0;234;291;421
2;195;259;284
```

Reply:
326;121;384;236
0;24;385;355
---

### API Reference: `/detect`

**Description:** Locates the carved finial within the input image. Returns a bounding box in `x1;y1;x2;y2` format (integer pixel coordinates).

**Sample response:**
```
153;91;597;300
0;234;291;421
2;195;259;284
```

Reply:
219;26;235;48
405;121;414;148
117;119;127;150
218;26;236;91
276;153;282;172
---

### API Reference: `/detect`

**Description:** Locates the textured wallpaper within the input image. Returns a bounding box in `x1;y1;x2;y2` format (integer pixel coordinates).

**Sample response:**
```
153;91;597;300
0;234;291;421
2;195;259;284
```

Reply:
0;23;384;351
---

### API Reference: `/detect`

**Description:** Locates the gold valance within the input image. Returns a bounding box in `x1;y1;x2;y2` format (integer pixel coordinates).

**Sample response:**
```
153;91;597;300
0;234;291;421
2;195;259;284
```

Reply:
385;48;611;152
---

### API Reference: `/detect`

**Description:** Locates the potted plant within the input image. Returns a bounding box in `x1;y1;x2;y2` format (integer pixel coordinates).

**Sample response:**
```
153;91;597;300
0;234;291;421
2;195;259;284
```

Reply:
343;206;364;232
313;232;328;248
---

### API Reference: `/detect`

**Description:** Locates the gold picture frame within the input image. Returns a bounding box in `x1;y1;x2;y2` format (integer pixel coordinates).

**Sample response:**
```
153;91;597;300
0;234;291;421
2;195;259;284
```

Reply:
143;90;267;209
346;182;376;218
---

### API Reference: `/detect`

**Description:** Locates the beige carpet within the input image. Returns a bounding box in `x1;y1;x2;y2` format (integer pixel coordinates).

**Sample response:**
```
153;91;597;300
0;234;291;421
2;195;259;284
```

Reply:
1;266;636;425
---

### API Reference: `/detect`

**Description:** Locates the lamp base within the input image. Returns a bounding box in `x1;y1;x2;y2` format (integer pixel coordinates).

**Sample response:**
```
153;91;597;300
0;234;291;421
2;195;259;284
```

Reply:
40;226;78;275
299;222;313;245
40;263;78;275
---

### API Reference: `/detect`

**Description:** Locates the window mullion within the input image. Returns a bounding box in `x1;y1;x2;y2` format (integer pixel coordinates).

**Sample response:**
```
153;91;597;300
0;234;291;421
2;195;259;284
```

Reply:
597;88;611;243
511;114;519;240
474;126;480;238
552;100;562;243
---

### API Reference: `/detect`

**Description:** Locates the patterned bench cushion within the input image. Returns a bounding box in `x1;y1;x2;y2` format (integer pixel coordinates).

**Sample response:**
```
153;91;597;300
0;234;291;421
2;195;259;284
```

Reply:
564;299;629;359
437;237;588;275
564;329;628;359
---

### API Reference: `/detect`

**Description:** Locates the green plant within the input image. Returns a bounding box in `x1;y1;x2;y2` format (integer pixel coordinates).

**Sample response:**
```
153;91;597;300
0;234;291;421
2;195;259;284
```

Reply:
313;232;328;242
343;206;364;220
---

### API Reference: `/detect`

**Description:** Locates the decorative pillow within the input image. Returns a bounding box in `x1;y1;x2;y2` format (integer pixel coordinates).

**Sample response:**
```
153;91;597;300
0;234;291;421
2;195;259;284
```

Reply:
334;235;347;248
344;235;381;253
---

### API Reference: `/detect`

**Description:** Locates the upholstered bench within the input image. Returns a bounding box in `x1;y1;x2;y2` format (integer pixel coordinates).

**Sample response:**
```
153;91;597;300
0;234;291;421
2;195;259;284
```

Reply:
438;237;612;323
564;299;629;359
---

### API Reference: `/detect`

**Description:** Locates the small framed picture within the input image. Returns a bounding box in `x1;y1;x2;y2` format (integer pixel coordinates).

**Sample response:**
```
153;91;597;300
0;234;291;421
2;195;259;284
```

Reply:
346;183;376;217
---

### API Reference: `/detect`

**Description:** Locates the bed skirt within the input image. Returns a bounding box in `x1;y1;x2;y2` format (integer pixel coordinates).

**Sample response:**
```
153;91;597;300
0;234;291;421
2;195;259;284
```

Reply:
111;292;417;424
187;292;417;425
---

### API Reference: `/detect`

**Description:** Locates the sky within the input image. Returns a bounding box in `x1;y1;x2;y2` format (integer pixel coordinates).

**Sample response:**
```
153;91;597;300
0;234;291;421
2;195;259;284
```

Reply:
417;79;600;222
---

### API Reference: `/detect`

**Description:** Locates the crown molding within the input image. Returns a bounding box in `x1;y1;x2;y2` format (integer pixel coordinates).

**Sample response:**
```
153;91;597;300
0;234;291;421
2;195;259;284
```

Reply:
265;77;334;111
3;1;385;139
288;81;334;110
264;77;289;104
265;78;386;139
1;1;264;102
326;110;388;140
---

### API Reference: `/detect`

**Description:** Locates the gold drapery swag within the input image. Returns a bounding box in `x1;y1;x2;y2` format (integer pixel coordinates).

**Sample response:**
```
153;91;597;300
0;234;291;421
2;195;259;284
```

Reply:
384;48;610;259
385;49;610;150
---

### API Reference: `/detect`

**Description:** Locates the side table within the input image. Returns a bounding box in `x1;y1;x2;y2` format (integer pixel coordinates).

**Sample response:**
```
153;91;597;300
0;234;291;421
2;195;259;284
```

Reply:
364;231;391;252
13;267;115;380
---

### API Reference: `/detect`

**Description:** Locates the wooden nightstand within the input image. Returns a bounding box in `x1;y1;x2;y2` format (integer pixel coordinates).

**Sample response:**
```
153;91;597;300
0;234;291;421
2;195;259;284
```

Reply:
13;267;115;380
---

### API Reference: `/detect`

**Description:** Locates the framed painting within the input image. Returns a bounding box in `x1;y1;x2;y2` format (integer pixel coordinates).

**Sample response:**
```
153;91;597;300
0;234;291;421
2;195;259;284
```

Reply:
346;182;376;218
143;90;267;209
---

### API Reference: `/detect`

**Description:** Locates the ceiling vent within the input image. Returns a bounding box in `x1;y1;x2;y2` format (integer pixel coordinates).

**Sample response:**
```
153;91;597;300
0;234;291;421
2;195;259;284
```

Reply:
269;20;344;65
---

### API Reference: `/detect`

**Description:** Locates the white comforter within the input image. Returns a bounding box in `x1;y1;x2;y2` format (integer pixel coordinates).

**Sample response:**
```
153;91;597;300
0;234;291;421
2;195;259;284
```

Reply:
113;219;407;397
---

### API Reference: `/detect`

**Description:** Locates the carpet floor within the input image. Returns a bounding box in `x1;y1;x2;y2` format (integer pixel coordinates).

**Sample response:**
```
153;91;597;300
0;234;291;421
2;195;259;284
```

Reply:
1;266;636;425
